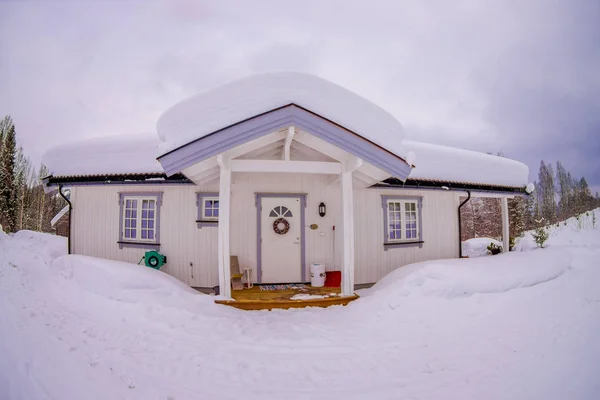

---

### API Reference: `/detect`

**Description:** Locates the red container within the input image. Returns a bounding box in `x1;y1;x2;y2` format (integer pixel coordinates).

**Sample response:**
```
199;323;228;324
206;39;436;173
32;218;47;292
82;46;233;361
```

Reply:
324;271;342;287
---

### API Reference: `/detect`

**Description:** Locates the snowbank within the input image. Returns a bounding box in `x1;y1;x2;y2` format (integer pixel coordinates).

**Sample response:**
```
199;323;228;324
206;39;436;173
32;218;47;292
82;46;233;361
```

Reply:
363;248;571;300
403;140;529;188
462;237;502;258
50;255;199;302
42;132;164;177
11;230;67;262
157;71;406;157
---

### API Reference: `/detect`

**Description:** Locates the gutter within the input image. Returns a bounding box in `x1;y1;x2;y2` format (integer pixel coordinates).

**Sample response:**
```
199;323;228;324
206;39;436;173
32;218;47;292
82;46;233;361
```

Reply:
458;190;471;258
58;185;72;255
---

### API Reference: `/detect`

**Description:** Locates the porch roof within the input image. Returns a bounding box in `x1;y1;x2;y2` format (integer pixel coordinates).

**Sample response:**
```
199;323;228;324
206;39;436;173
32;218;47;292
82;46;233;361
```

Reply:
157;104;412;181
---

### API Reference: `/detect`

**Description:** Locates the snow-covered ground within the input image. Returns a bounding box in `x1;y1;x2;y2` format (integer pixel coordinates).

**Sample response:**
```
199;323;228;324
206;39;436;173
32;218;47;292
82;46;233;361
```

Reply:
1;211;600;400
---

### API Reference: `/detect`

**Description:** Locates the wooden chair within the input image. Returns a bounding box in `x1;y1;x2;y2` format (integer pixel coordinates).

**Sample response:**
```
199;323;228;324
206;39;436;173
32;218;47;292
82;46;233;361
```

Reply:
230;256;244;291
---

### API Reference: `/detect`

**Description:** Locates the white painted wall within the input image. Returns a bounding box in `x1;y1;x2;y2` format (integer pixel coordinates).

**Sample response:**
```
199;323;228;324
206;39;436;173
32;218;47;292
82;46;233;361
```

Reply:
70;183;219;288
69;174;460;287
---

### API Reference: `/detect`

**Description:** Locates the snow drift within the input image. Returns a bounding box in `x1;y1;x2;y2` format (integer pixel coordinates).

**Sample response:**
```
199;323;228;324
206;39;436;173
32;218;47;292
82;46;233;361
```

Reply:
50;255;199;302
362;248;571;300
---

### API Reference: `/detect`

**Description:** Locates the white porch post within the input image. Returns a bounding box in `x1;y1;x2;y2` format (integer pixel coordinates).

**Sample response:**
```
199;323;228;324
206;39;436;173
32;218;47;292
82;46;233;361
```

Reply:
217;155;232;298
501;197;510;253
341;158;362;297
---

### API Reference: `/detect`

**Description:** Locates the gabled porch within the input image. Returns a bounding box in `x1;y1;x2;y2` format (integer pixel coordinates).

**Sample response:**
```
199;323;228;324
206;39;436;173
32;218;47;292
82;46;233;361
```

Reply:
157;104;411;302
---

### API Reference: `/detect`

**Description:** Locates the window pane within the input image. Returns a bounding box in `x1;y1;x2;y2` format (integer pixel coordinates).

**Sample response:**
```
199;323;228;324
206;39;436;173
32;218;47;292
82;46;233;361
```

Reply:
125;229;130;238
141;230;147;239
148;220;154;229
389;231;396;239
142;220;147;228
148;230;154;240
131;230;136;238
205;209;212;217
142;201;148;209
125;210;131;218
131;210;137;218
132;200;137;208
149;210;154;219
148;201;154;210
142;210;148;218
131;220;136;228
213;201;219;208
269;210;277;217
205;200;212;208
213;209;219;217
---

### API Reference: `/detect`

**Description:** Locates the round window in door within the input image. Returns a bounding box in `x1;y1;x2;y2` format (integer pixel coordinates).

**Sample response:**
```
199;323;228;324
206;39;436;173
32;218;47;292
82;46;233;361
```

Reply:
270;206;293;235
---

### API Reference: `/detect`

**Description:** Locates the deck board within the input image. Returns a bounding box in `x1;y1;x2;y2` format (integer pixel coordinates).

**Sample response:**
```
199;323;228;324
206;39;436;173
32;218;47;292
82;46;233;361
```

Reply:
214;285;358;311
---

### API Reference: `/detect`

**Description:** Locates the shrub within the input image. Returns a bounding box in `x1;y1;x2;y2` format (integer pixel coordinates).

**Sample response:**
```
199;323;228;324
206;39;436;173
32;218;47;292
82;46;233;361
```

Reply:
487;242;502;255
532;226;549;248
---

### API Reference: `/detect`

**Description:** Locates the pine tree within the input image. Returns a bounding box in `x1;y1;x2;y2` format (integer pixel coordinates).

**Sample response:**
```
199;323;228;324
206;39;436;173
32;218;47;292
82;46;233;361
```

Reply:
35;164;49;231
555;161;571;220
0;116;17;232
537;161;556;223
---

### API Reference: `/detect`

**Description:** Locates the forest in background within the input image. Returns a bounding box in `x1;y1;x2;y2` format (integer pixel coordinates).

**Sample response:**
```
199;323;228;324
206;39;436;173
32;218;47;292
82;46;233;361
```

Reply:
0;115;66;233
1;113;598;238
460;160;600;241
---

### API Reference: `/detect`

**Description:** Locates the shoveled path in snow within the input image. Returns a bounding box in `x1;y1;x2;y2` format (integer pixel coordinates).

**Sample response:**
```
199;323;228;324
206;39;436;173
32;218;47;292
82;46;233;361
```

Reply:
1;221;599;400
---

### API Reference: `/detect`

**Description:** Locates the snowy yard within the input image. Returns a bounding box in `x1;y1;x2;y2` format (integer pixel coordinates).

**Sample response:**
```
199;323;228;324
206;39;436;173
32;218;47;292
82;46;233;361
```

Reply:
1;211;600;400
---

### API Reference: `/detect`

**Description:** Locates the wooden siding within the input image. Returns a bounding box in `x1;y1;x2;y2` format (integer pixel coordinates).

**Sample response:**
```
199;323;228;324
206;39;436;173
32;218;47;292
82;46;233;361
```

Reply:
71;183;219;288
70;175;460;287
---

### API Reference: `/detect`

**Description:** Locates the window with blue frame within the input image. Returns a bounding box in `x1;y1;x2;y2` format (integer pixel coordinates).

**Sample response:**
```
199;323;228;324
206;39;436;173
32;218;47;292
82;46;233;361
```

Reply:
383;197;422;244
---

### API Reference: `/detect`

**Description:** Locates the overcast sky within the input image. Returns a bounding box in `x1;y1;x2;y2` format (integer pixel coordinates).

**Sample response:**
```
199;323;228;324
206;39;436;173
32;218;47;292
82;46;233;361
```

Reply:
1;0;598;192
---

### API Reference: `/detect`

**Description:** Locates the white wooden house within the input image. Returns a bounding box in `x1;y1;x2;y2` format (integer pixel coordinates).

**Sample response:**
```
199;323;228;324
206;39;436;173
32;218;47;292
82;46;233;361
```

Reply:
43;72;531;299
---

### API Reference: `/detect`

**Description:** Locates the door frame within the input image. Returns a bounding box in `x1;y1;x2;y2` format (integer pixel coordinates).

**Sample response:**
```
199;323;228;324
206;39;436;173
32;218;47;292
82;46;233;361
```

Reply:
255;193;307;283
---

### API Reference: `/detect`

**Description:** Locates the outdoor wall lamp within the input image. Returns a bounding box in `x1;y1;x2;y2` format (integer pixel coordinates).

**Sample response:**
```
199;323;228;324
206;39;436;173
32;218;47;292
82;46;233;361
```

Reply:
318;202;326;217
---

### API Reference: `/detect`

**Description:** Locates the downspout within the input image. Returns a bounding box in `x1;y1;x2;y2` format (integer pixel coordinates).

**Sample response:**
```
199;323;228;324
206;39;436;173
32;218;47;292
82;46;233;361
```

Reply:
58;185;72;255
458;190;471;258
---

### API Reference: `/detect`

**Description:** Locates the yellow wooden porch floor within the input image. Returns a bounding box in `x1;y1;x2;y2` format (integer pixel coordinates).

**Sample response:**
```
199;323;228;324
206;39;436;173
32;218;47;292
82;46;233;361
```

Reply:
215;285;359;311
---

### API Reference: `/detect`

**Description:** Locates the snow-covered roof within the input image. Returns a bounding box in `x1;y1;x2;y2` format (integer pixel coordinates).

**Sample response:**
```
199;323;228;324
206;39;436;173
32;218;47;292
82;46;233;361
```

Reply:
403;140;529;188
41;73;530;190
42;133;164;177
51;205;69;227
157;72;406;158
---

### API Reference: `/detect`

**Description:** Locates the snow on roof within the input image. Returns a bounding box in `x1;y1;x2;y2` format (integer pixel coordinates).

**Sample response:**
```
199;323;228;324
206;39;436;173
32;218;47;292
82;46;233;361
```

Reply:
156;72;406;158
43;133;164;177
403;140;529;188
51;205;69;227
41;73;529;189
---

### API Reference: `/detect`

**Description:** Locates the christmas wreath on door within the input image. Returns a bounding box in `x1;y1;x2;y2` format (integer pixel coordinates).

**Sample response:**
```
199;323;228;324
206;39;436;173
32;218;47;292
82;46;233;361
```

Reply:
273;218;290;235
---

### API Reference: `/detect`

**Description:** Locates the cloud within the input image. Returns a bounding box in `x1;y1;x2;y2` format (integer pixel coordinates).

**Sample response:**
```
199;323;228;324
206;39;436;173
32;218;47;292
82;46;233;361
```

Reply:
0;0;598;187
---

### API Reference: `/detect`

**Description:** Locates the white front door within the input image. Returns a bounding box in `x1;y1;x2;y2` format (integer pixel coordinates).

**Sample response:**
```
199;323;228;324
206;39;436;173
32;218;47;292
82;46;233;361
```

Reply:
260;196;302;283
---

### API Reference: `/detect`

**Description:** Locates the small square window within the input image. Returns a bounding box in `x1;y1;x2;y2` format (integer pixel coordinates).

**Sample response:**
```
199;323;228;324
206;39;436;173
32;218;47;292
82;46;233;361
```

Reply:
203;197;219;220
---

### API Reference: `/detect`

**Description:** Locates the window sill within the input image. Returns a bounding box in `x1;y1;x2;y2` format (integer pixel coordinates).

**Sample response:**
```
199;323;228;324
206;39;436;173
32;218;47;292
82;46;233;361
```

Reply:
196;220;219;228
118;241;160;250
384;241;424;250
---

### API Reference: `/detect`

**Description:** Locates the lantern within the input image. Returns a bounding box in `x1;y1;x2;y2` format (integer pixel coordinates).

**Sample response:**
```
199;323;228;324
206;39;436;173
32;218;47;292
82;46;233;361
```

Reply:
318;202;326;217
